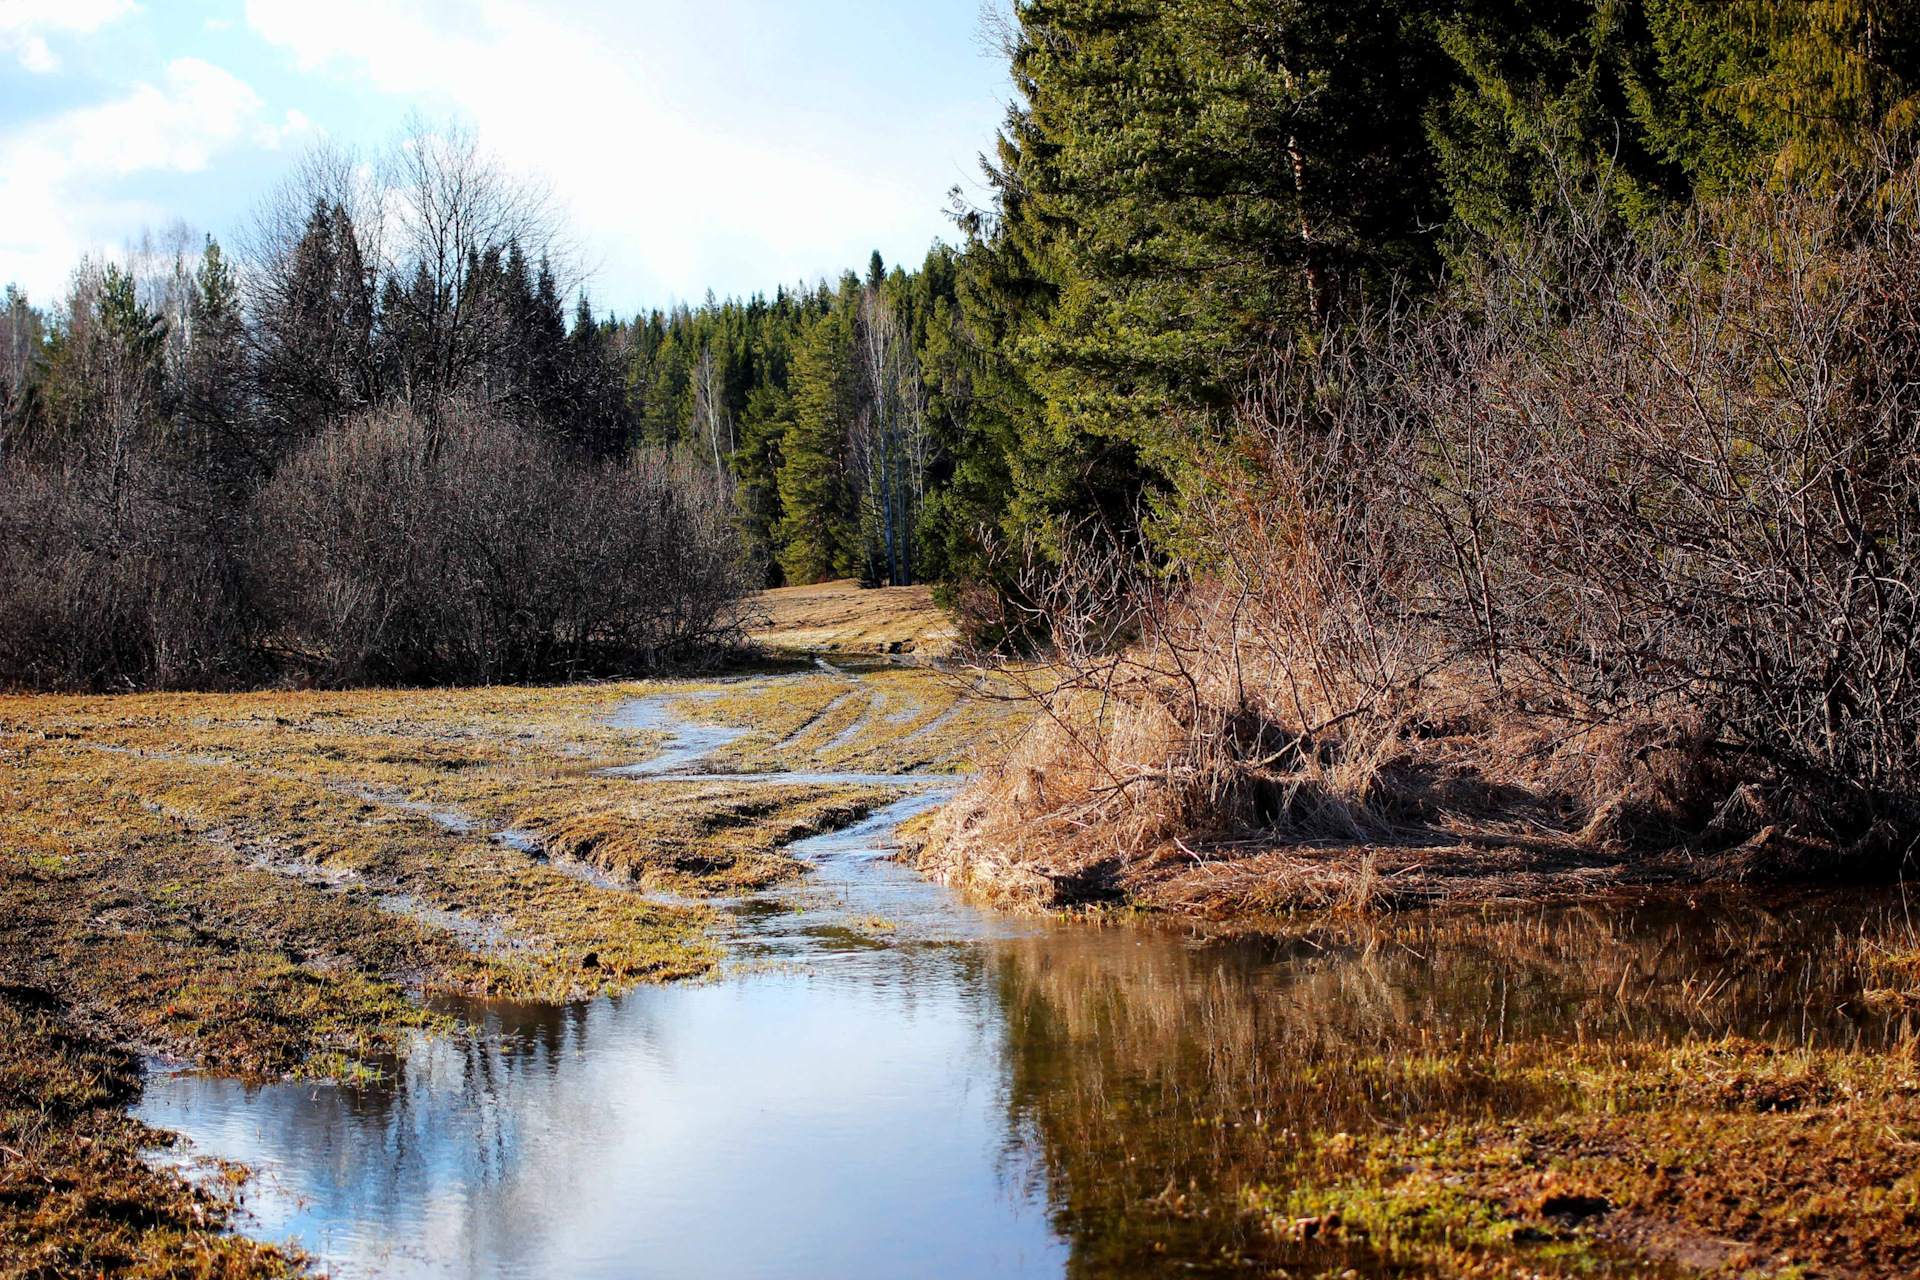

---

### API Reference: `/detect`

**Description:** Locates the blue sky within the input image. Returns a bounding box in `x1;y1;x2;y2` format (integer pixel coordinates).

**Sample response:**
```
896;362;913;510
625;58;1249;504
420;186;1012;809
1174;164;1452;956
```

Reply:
0;1;1012;313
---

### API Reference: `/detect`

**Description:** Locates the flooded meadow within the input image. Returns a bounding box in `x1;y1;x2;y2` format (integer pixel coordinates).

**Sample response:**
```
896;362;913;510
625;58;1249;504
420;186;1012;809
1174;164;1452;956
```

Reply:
125;676;1920;1279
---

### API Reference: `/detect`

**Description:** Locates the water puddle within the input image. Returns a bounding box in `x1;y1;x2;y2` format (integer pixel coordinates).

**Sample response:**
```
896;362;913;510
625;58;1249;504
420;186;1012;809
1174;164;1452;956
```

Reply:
133;690;1920;1278
603;694;754;776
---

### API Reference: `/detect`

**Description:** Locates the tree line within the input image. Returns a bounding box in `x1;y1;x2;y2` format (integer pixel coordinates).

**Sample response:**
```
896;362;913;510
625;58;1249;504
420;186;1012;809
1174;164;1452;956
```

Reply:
2;2;1914;695
0;122;749;690
607;252;962;590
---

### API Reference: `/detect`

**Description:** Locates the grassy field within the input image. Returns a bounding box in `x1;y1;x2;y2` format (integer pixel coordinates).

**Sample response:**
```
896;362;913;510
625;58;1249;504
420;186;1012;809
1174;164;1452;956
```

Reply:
745;579;958;657
0;659;1000;1277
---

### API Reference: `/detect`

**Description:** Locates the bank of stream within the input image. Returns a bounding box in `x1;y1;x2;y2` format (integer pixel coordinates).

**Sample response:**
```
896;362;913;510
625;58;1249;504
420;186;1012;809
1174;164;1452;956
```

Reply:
127;685;1920;1278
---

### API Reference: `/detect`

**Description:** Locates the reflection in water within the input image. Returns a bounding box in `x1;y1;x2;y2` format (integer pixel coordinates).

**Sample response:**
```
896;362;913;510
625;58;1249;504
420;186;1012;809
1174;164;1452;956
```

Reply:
144;956;1066;1279
140;890;1912;1279
992;895;1912;1277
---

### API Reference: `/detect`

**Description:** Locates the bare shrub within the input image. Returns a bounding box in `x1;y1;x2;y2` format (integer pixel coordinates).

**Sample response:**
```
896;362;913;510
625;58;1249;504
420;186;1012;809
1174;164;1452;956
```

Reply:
1390;170;1920;855
252;405;754;685
929;159;1920;907
0;457;253;690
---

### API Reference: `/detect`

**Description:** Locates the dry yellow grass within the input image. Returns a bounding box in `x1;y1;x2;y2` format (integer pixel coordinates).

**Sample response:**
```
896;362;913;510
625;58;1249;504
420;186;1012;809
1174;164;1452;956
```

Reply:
913;659;1776;919
747;579;958;656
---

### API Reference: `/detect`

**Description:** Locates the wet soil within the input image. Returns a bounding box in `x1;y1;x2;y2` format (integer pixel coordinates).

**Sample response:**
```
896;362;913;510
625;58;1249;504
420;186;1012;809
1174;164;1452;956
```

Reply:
0;665;999;1275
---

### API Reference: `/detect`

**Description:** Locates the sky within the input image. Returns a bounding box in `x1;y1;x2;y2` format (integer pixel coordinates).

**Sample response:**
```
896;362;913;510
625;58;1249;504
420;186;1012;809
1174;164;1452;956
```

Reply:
0;0;1012;315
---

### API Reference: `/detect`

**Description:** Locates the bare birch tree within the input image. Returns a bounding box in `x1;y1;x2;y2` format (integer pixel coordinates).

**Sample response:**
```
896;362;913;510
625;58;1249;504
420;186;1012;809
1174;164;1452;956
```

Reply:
851;286;931;585
380;114;565;426
692;342;732;486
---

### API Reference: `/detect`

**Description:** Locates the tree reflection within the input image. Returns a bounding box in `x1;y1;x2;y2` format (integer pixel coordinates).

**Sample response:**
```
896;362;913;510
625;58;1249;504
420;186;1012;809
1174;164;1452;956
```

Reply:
992;893;1909;1277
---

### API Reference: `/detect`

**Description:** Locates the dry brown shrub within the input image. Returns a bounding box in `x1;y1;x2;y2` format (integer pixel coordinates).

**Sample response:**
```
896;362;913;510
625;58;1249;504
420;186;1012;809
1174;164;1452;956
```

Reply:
925;160;1920;911
0;403;757;690
0;454;254;690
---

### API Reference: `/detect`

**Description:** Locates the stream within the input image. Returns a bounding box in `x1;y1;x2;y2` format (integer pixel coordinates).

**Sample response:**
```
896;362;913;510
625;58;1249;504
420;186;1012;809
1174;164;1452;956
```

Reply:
134;688;1917;1279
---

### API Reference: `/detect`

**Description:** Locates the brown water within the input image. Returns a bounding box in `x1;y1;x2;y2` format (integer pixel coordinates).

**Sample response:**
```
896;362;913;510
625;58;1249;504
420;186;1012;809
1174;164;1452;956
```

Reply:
135;700;1919;1279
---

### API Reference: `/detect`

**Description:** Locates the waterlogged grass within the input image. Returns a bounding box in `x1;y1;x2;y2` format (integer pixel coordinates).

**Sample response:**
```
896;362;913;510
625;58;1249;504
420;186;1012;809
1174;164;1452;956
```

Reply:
996;898;1920;1279
0;998;305;1278
0;698;723;1009
29;669;1911;1276
1246;1039;1920;1277
0;665;1018;1276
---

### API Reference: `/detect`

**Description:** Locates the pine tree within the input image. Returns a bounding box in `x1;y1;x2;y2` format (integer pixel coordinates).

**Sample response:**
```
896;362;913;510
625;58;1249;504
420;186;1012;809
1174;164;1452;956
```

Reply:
1428;0;1920;235
563;296;628;455
43;261;168;470
735;381;795;584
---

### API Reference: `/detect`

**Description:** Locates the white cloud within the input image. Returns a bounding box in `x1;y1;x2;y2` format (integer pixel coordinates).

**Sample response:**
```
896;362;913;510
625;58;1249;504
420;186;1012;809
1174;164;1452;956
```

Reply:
0;0;137;71
0;57;304;300
65;59;272;173
241;0;983;306
0;0;136;21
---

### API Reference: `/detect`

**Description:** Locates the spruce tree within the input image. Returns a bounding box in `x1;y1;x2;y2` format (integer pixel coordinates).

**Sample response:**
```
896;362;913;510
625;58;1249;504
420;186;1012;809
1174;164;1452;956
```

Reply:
181;238;252;487
982;0;1451;454
775;304;859;584
252;201;377;451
